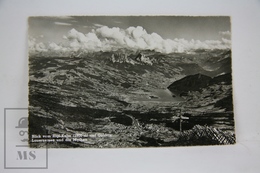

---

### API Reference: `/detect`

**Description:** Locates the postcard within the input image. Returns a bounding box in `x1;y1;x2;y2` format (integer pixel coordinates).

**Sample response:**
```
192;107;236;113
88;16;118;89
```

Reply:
28;16;235;148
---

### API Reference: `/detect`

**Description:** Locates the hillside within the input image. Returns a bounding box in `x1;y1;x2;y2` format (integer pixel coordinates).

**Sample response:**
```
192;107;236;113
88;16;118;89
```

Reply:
167;73;233;111
167;73;212;95
29;49;234;148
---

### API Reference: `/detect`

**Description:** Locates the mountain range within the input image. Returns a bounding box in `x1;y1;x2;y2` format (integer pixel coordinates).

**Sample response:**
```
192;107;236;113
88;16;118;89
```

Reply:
29;48;232;112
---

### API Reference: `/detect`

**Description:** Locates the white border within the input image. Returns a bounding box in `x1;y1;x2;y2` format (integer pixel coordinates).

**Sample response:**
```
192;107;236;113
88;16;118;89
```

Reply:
1;0;260;172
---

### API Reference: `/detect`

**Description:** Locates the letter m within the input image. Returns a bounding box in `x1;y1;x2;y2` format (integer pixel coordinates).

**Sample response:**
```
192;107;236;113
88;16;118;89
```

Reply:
17;151;36;160
17;151;28;160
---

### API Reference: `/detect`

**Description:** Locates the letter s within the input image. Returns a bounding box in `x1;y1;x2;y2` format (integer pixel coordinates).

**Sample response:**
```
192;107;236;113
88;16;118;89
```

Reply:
29;151;36;160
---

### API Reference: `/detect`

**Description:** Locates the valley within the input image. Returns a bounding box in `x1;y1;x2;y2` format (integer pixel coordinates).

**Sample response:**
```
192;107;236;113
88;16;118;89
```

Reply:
29;49;235;147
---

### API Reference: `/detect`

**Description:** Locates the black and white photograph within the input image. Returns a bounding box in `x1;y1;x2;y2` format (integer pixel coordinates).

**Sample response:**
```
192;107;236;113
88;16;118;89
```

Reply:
28;16;235;148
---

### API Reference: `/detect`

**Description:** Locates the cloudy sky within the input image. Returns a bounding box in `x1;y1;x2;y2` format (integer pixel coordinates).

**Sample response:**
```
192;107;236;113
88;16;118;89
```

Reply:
28;16;231;56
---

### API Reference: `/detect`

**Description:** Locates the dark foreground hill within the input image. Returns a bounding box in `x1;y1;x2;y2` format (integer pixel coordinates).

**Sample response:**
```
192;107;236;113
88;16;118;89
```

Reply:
167;73;232;96
167;73;233;111
167;73;212;95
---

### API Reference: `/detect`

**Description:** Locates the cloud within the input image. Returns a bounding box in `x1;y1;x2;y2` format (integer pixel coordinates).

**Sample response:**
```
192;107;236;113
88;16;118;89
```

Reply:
65;28;102;52
54;22;72;26
96;26;125;44
219;31;231;39
29;26;231;56
93;23;105;27
49;42;62;51
29;38;48;56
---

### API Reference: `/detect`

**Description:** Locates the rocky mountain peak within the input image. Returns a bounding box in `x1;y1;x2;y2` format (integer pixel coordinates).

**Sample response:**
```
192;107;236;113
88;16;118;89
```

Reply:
110;51;154;65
